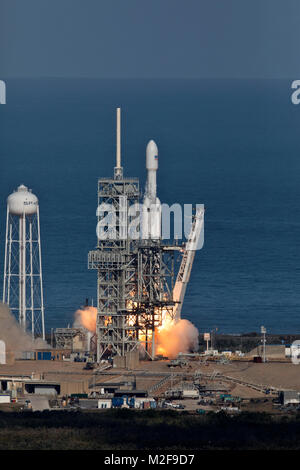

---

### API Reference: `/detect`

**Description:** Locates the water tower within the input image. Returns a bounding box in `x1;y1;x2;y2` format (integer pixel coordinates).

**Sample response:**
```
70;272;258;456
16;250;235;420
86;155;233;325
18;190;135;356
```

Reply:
2;185;45;339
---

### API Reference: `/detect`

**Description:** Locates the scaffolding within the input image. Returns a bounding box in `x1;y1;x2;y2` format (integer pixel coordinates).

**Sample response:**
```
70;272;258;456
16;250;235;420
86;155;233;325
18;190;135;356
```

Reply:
88;175;176;361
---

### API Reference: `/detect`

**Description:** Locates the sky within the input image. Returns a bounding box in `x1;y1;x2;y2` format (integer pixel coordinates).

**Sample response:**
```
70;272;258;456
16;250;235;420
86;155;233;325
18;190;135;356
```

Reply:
0;0;300;78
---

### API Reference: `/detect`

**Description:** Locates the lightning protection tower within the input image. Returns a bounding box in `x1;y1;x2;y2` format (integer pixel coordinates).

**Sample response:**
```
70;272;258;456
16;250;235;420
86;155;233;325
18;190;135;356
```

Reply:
2;184;45;339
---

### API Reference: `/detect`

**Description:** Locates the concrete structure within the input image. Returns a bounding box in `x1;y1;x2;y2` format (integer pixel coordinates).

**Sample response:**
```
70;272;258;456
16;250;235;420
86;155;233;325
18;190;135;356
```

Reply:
60;380;89;396
113;350;139;369
3;184;45;339
34;386;57;396
0;340;5;364
27;396;50;411
125;350;139;369
113;356;126;369
248;344;286;359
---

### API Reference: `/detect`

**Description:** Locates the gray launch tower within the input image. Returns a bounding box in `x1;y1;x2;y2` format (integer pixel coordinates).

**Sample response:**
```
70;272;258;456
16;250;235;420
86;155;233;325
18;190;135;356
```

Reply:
88;109;176;361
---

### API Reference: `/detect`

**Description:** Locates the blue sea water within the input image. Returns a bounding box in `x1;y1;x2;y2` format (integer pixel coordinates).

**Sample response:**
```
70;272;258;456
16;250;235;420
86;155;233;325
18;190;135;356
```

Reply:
1;78;300;335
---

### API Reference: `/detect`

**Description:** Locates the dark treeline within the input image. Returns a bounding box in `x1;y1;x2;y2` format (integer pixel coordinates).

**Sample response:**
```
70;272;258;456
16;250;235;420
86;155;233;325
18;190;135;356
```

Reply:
0;410;300;449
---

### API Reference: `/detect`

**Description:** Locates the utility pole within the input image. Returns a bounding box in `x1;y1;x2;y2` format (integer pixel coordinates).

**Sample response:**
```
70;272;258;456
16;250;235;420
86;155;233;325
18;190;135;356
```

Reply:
261;326;266;363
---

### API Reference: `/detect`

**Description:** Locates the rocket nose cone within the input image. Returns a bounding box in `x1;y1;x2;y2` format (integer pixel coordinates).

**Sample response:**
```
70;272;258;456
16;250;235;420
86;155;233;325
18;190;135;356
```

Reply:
147;140;158;155
146;140;158;170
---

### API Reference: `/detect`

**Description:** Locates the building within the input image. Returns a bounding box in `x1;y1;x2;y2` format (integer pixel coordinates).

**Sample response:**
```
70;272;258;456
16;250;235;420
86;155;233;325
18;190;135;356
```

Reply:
54;327;89;352
280;391;300;406
0;374;89;398
98;398;112;409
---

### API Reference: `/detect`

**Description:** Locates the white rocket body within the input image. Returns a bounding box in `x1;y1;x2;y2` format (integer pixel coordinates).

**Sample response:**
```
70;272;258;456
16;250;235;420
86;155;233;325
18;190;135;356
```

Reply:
142;140;161;240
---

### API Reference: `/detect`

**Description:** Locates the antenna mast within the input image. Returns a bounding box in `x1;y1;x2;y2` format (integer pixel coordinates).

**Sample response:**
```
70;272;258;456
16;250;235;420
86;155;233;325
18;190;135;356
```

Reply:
114;107;123;179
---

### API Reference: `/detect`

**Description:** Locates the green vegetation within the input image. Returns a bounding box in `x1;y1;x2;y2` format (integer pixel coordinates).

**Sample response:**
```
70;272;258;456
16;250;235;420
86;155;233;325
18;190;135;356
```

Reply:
0;410;300;449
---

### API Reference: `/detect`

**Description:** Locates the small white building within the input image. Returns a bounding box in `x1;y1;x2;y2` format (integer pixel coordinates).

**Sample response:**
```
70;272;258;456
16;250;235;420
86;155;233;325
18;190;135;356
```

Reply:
204;349;219;356
285;347;291;357
182;389;199;399
280;391;300;406
0;394;10;404
98;398;112;409
235;350;244;356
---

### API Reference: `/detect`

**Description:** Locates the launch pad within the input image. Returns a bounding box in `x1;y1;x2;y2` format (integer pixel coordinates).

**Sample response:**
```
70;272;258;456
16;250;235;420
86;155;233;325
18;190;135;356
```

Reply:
88;109;203;362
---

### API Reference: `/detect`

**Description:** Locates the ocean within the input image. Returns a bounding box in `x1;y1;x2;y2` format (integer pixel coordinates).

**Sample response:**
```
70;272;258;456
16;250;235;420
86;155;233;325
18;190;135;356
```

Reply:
0;78;300;335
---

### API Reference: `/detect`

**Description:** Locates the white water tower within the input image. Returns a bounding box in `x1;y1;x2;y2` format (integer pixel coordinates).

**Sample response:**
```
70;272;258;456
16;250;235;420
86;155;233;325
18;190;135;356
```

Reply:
2;184;45;339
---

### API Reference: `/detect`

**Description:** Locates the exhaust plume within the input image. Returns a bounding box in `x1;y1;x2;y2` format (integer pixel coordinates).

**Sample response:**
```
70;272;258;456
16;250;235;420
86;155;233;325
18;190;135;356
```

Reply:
156;318;199;358
74;306;97;332
0;302;48;357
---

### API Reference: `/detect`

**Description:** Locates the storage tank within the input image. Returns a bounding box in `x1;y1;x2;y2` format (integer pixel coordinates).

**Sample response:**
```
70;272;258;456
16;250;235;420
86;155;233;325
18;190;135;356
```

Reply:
7;184;38;215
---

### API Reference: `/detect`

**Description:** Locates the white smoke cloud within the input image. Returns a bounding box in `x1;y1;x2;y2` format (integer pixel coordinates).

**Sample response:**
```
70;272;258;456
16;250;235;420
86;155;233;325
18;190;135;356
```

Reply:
156;318;199;358
0;302;49;357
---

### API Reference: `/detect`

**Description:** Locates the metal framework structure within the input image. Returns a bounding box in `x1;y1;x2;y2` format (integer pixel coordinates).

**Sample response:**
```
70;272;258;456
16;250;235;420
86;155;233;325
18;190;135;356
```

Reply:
88;108;202;362
54;327;87;350
172;206;204;320
88;175;176;361
2;202;45;339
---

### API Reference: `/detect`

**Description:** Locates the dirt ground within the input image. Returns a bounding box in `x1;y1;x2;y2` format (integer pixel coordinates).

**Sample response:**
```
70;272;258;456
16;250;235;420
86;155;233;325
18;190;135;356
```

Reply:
205;360;300;391
138;359;299;386
0;360;94;384
0;357;299;404
0;359;93;375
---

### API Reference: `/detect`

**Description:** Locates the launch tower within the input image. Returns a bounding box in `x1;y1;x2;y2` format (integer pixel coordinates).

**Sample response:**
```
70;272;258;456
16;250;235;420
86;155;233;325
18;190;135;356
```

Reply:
89;109;203;362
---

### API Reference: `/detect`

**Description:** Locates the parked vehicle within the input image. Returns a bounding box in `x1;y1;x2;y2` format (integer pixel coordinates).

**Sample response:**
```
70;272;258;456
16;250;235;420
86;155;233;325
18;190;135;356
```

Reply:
83;362;94;370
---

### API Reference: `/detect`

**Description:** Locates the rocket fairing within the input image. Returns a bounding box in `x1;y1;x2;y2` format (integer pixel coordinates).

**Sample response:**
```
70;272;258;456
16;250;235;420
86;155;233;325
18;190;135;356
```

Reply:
146;140;158;201
141;140;161;240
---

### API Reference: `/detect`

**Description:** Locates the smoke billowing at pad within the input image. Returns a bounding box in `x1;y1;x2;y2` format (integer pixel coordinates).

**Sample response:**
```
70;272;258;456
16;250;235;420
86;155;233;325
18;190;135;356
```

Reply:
0;302;47;357
74;306;97;332
156;319;199;359
73;305;199;359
